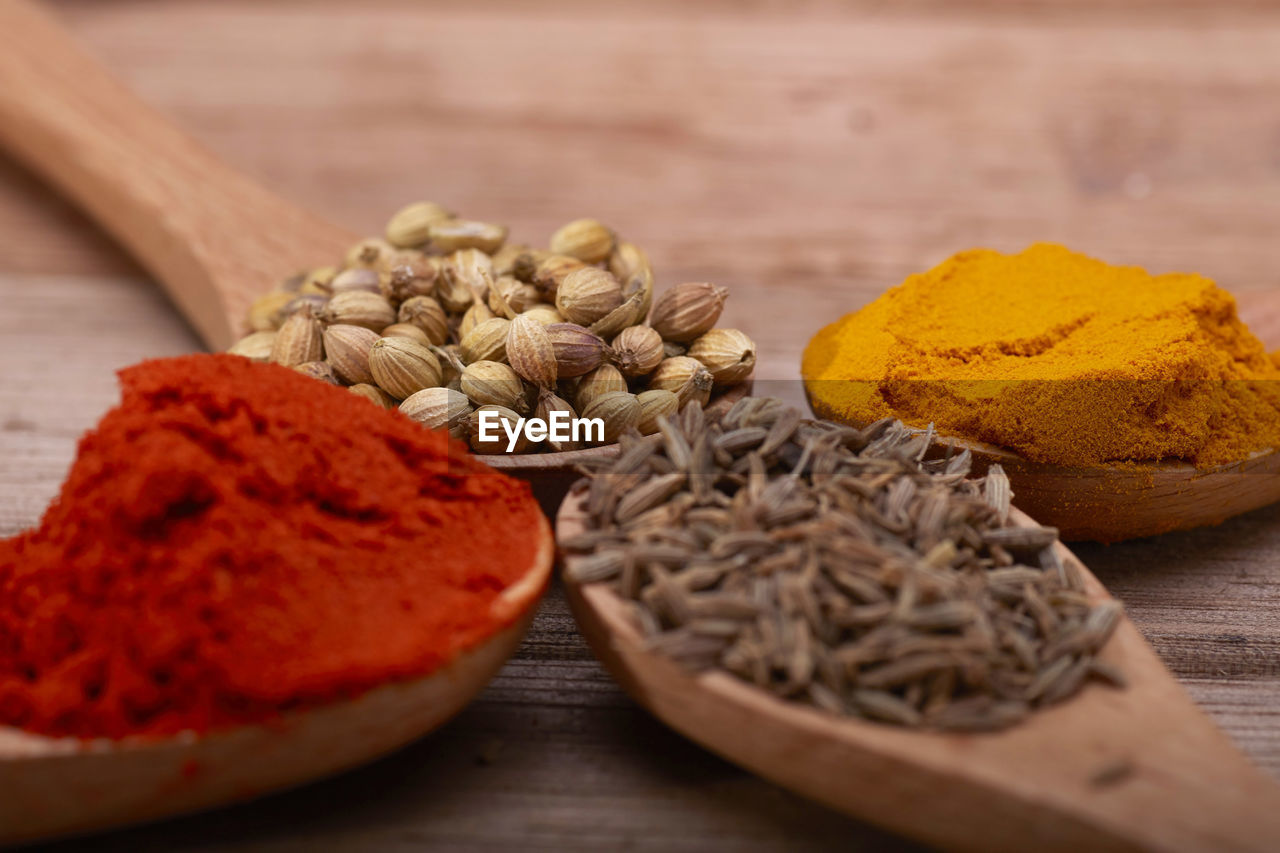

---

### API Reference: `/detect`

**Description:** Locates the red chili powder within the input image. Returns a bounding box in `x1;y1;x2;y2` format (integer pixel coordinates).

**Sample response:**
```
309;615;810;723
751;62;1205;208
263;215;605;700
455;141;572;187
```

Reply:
0;354;546;739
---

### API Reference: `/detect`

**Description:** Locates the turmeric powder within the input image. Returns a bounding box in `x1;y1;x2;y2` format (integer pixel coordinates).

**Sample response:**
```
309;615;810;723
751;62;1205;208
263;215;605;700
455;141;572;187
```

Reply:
801;243;1280;468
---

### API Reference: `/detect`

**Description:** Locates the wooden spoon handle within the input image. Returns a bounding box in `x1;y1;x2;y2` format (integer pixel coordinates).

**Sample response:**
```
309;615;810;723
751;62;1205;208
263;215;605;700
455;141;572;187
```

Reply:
0;0;351;349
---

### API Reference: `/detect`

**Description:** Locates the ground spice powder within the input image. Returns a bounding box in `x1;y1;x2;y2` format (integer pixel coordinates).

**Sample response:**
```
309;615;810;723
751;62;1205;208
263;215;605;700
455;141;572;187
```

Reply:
0;354;544;739
802;243;1280;467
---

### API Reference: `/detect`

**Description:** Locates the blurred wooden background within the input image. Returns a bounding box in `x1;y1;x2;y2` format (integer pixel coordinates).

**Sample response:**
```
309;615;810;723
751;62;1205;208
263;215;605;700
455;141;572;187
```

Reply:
1;1;1278;849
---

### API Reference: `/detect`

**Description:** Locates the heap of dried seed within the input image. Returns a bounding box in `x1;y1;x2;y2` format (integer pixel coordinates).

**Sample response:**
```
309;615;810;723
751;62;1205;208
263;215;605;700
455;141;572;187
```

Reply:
227;205;755;453
562;397;1124;731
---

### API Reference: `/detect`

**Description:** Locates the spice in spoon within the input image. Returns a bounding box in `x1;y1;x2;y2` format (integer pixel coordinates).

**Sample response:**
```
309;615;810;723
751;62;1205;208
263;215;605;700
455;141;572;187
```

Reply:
563;398;1124;731
0;354;547;739
802;243;1280;468
230;204;757;452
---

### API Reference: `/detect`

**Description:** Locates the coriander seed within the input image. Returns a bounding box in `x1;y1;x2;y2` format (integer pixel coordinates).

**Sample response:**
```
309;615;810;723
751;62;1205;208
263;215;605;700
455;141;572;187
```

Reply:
611;325;664;377
688;328;757;385
556;267;624;326
506;314;558;388
459;317;512;364
385;200;453;248
460;360;528;413
323;324;380;385
400;386;472;439
369;337;443;399
549;218;615;264
228;331;277;362
581;391;641;444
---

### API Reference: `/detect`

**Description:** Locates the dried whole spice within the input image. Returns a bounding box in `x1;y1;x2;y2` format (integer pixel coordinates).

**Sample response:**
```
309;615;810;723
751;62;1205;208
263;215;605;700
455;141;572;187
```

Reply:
589;290;647;341
459;301;496;340
299;267;337;294
229;203;754;452
381;261;439;304
368;336;443;399
460;360;529;413
229;330;277;363
400;386;473;440
547;323;608;378
574;363;628;411
609;241;653;297
611;325;665;377
549;218;615;264
380;323;432;346
532;254;586;297
247;291;294;332
556;268;624;327
521;304;565;326
459;317;512;365
397;295;450;346
278;293;329;323
535;391;580;452
581;391;641;445
0;354;546;739
429;219;508;255
635;388;679;435
435;268;476;314
563;398;1124;731
490;276;542;316
323;324;380;385
649;282;728;343
349;382;397;409
506;314;558;388
491;243;531;278
434;344;466;387
344;237;395;270
448;248;496;298
385;200;453;248
648;356;714;408
270;305;323;367
320;291;397;330
330;267;381;295
293;361;340;385
688;329;756;385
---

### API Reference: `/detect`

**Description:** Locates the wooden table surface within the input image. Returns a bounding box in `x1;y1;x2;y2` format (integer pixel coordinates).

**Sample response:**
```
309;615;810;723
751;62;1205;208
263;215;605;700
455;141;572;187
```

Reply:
2;1;1279;849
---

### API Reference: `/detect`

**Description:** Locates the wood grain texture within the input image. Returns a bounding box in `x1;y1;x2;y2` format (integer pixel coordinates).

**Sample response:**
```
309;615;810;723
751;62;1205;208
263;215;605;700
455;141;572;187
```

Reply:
0;0;354;350
1;0;1279;849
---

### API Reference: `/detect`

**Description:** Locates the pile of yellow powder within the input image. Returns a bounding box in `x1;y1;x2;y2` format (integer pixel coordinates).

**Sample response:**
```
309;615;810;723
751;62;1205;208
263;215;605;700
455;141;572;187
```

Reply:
802;243;1280;468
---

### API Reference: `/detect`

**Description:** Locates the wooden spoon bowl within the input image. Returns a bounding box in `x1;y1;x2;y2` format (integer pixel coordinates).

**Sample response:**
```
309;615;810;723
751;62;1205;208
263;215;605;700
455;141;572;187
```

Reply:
906;428;1280;544
486;443;624;518
801;319;1280;544
557;488;1280;852
0;516;554;846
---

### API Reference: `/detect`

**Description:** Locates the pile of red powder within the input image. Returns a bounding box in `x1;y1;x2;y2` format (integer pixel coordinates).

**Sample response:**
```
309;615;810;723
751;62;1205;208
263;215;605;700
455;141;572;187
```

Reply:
0;354;545;739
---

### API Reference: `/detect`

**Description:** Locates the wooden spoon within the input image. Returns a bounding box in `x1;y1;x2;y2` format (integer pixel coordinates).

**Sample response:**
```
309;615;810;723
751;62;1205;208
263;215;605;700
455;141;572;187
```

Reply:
889;428;1280;544
0;4;561;840
0;0;351;352
558;489;1280;852
803;306;1280;544
0;511;553;845
0;0;753;510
